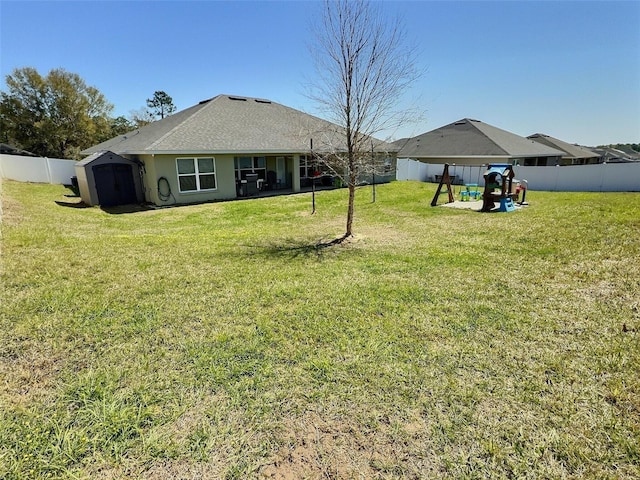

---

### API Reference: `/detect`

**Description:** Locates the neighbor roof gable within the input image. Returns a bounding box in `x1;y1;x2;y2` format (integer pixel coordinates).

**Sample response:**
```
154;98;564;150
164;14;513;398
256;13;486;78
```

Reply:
397;118;564;158
527;133;600;159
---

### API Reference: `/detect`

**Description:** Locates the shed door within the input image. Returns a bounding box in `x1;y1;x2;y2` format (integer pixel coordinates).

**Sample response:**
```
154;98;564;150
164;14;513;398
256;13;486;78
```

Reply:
93;163;137;206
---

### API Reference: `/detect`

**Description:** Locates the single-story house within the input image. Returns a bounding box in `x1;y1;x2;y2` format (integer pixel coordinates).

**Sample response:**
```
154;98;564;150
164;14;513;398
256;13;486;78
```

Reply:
527;133;601;165
394;118;564;167
81;94;396;207
590;146;640;163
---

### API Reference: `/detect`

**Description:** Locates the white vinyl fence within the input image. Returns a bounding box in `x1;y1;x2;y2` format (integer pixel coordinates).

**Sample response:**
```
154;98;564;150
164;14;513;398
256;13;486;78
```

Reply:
396;158;431;182
0;154;77;185
397;159;640;192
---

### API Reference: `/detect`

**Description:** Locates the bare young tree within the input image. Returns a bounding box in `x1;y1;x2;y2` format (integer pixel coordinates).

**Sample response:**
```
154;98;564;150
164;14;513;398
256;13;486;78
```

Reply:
308;0;420;240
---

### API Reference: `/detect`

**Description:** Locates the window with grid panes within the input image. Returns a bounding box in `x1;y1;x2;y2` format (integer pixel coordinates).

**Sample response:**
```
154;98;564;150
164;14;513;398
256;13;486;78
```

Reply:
176;157;217;192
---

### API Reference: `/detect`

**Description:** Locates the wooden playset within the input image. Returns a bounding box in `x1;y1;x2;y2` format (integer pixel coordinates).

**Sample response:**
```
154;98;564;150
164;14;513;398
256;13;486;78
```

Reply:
431;163;524;212
480;164;517;212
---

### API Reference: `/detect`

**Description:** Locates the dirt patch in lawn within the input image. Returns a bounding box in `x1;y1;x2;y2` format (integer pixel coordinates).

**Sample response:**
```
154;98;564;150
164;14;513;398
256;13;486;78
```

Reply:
259;413;369;479
259;411;434;479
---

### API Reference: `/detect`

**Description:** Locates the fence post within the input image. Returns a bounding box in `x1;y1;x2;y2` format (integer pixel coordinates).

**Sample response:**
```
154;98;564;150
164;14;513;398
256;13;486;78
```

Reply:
44;157;53;184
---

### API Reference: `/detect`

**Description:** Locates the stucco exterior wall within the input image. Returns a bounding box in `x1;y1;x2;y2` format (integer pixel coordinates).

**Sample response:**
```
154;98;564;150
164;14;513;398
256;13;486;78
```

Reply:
136;154;156;204
134;151;396;206
140;154;238;206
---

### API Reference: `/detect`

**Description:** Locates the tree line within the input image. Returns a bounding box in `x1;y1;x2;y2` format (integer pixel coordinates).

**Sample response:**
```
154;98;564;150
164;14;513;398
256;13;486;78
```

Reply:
0;67;175;159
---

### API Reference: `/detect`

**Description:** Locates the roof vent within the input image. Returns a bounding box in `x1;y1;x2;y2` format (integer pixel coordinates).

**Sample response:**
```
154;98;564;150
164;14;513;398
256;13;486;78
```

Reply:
255;98;272;104
198;98;213;105
228;96;247;101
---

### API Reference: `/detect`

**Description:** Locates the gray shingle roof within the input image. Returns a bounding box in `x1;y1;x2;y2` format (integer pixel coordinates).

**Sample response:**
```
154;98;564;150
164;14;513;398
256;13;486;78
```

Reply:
396;118;564;158
591;146;640;162
83;94;394;156
527;133;600;159
0;143;38;156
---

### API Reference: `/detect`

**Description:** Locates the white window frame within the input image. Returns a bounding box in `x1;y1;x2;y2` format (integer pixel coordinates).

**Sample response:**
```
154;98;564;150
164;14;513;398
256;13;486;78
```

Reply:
176;157;217;193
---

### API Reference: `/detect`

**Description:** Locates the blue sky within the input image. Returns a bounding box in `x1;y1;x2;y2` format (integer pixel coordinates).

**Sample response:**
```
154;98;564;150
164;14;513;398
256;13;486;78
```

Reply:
1;0;639;146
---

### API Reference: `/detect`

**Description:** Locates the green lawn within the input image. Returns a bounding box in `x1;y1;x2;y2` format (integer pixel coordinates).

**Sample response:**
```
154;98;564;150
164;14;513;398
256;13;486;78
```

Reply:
1;179;639;479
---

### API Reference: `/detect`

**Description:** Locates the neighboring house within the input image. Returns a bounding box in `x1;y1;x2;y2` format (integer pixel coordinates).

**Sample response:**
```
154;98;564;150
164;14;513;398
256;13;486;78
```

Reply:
591;146;640;163
527;133;600;165
82;94;396;207
0;143;38;157
394;118;564;167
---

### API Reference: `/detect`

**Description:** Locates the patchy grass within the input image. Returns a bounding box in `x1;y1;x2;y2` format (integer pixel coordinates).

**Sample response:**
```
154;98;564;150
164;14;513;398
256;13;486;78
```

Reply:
1;179;639;479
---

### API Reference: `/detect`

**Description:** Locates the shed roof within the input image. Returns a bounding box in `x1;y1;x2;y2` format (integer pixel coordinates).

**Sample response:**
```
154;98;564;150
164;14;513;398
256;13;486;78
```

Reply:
82;94;394;156
396;118;564;158
527;133;600;159
76;150;138;167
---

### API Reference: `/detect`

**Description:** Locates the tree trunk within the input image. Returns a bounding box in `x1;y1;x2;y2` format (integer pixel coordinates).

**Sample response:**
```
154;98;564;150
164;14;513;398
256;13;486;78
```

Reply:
345;183;355;237
345;163;357;237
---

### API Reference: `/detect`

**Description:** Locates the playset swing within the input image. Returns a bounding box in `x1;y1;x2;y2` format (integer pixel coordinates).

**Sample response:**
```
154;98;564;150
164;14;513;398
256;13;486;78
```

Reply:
458;164;482;201
432;163;485;206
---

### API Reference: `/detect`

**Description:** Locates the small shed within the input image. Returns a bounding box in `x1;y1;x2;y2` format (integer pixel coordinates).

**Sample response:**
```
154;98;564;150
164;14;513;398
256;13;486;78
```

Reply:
75;151;143;206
